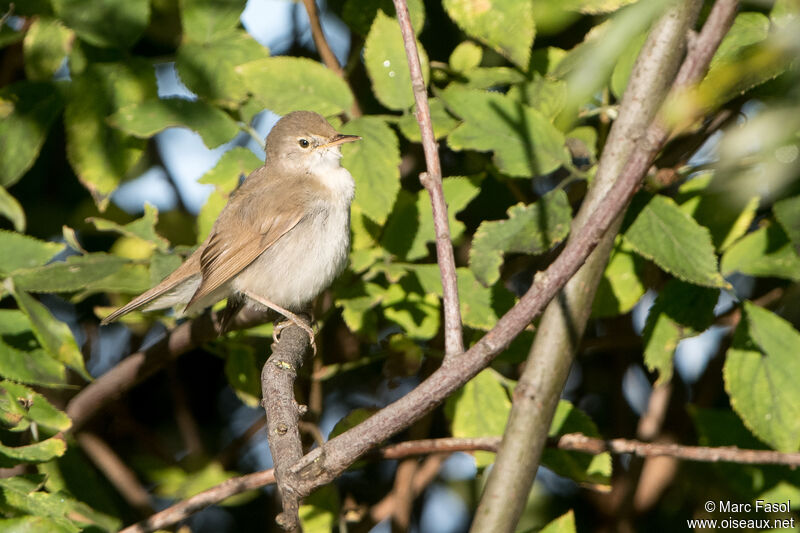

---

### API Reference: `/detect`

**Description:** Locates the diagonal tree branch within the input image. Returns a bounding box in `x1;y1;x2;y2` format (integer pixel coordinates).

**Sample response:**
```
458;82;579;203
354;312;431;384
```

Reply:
471;1;704;531
280;0;741;502
391;0;464;358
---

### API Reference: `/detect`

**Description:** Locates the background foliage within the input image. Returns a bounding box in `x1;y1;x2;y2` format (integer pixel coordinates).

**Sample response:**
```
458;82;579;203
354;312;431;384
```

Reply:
0;0;799;531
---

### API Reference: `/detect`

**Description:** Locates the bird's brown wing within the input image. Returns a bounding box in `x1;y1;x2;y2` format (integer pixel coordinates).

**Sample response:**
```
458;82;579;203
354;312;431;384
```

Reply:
185;184;306;311
100;244;205;324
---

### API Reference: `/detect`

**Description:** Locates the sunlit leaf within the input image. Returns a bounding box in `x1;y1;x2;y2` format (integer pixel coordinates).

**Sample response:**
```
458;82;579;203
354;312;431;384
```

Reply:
88;203;170;253
299;485;340;533
109;97;240;149
176;30;269;108
622;194;728;288
442;86;570;177
64;61;157;208
8;282;90;381
342;0;425;36
22;17;73;81
198;146;262;194
445;369;510;467
0;311;67;387
52;0;149;49
443;0;534;67
540;510;577;533
0;186;25;232
0;381;72;432
724;303;800;452
237;57;354;117
0;82;64;187
470;190;571;286
364;10;429;110
721;223;800;282
0;231;64;276
340;116;400;225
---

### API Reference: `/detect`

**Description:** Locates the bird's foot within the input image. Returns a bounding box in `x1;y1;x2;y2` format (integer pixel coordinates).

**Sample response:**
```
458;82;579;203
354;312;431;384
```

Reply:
273;316;316;355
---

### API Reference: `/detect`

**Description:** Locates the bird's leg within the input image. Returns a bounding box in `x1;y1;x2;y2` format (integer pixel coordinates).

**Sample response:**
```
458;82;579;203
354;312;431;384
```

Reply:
240;290;316;354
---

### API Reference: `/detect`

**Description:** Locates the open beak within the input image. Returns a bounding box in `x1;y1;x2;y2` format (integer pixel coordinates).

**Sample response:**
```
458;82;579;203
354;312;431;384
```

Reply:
322;134;361;148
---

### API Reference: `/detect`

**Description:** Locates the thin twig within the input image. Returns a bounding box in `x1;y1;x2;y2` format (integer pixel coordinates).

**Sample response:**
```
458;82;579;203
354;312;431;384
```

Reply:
261;321;313;531
391;0;464;359
77;432;155;517
119;469;276;533
301;0;362;117
121;433;800;532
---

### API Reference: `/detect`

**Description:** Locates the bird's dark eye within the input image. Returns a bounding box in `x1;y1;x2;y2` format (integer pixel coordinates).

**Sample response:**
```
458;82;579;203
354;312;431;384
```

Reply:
298;139;310;148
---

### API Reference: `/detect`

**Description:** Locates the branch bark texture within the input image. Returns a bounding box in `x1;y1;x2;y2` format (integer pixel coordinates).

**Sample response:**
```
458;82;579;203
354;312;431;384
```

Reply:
470;2;703;531
261;321;312;531
391;0;464;358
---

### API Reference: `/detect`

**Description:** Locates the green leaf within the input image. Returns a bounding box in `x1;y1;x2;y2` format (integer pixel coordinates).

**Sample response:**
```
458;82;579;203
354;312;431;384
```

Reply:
470;190;572;286
0;310;67;387
0;186;25;232
642;280;719;384
74;263;152;300
340;116;401;225
442;86;570;177
0;516;74;533
0;231;64;276
88;203;170;253
10;253;129;293
383;282;440;340
455;66;527;90
52;0;149;49
22;18;74;81
0;24;24;49
342;0;425;36
180;0;247;43
335;281;385;339
450;41;483;71
410;265;510;330
176;30;270;108
224;344;261;407
64;61;157;208
149;251;184;286
8;283;91;381
724;302;800;452
396;98;459;142
299;485;340;533
0;476;119;532
364;10;429;111
382;176;481;260
708;13;770;73
0;381;72;432
507;73;567;119
609;32;647;99
0;81;64;187
443;0;534;67
622;194;728;288
445;369;511;467
720;223;800;282
237;57;354;117
676;173;760;252
540;510;577;533
198;146;262;193
109;97;240;149
542;400;611;486
0;436;66;467
774;195;800;251
196;189;228;244
592;237;645;318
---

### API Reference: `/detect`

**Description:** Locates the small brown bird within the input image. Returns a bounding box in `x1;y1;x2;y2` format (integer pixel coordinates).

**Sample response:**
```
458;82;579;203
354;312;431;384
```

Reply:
101;111;361;347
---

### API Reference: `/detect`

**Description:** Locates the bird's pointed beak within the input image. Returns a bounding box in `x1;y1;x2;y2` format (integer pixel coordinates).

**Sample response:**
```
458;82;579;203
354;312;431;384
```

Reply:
323;133;361;148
